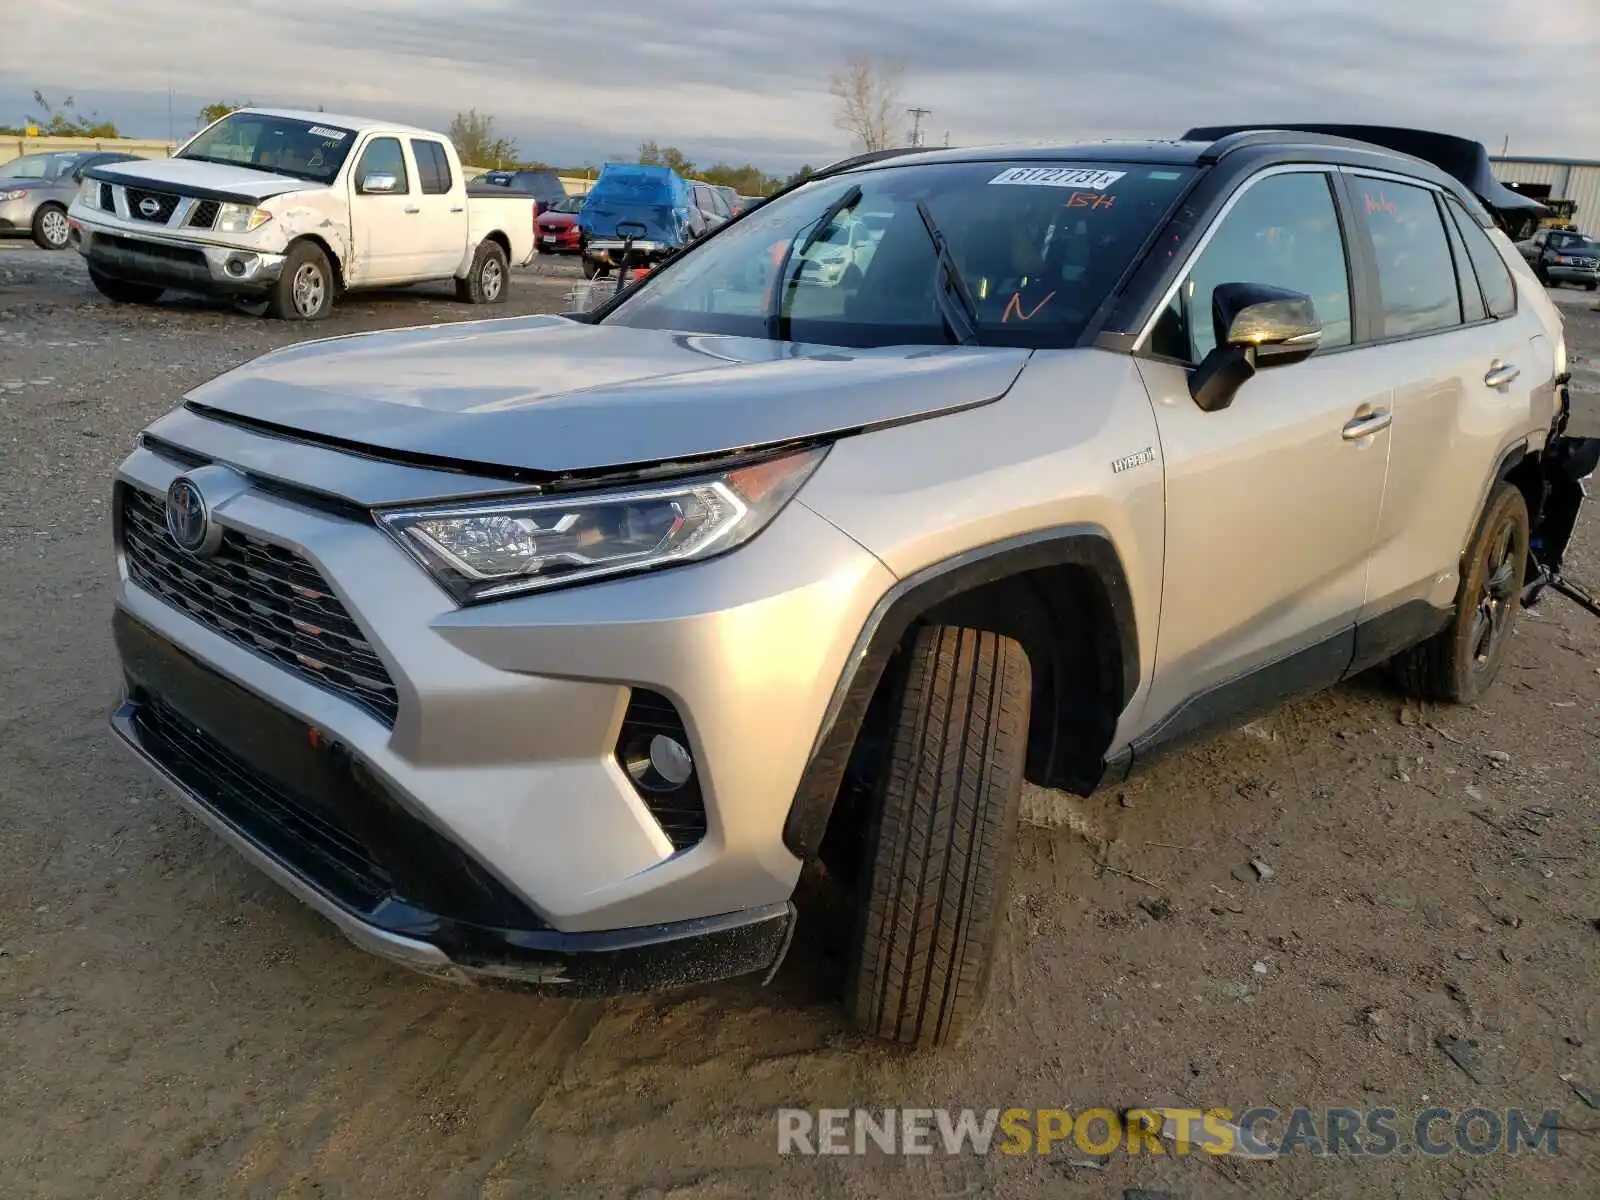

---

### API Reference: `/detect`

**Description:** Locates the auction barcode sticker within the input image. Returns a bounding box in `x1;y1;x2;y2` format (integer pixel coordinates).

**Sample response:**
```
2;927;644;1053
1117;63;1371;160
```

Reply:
989;167;1125;190
309;126;348;140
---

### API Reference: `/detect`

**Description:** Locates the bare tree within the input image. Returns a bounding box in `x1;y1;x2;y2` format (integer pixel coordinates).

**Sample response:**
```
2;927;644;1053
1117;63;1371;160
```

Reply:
828;55;905;153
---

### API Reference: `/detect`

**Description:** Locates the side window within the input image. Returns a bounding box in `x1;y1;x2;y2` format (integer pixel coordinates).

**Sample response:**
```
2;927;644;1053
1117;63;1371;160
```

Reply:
409;140;452;195
1151;171;1352;362
1354;178;1460;338
1445;198;1517;319
355;137;409;193
1440;198;1487;324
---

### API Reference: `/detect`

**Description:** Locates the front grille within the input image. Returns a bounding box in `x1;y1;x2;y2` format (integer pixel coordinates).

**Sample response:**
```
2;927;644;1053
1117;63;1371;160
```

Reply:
133;692;393;911
120;485;400;725
124;188;180;223
99;182;114;211
188;199;220;229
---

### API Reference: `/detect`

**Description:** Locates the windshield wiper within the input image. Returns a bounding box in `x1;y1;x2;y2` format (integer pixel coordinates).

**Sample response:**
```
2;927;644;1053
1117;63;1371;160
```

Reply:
915;199;980;347
766;183;862;341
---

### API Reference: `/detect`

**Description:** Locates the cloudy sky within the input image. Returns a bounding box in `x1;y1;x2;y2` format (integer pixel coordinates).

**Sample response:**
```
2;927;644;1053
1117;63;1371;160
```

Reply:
6;0;1598;171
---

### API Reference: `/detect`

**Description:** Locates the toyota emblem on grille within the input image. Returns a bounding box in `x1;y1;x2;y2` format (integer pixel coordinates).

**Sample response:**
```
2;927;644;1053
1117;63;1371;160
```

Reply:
164;476;219;556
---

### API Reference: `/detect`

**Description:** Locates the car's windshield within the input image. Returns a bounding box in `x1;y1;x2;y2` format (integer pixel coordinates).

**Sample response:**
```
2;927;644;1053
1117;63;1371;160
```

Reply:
179;113;356;184
1554;234;1598;253
601;160;1195;348
0;152;79;181
551;195;585;214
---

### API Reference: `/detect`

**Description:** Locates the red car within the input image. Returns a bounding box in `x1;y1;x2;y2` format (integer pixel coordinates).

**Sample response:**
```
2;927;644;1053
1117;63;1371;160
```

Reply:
535;195;586;255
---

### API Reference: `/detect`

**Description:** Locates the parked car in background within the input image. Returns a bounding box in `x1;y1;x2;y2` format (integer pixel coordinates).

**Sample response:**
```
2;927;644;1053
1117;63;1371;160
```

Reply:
69;108;538;319
579;163;700;278
0;150;143;249
690;181;734;232
738;194;765;213
468;167;568;216
1516;227;1599;290
535;194;585;254
711;185;744;216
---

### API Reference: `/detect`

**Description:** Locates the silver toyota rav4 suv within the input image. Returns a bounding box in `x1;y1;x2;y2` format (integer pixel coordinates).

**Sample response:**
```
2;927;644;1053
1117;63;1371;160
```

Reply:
111;126;1594;1047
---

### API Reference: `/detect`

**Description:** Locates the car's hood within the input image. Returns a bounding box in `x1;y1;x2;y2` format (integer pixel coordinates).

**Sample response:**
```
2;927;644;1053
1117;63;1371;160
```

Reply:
185;316;1031;475
89;156;322;201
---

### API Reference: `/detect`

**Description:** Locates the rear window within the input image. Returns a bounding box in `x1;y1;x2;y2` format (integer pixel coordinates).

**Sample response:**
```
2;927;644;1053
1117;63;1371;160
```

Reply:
1445;197;1517;319
410;140;453;195
1354;178;1461;338
602;160;1196;349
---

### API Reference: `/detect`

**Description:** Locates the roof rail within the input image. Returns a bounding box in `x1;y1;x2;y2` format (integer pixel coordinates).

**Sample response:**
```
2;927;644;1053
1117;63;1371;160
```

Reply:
814;146;927;178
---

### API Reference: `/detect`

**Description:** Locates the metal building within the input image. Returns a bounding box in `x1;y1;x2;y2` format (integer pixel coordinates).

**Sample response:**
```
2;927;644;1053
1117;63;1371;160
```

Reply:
1491;156;1600;231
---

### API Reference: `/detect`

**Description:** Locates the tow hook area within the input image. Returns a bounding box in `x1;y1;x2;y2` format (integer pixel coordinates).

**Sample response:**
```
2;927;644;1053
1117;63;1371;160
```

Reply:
1523;375;1600;621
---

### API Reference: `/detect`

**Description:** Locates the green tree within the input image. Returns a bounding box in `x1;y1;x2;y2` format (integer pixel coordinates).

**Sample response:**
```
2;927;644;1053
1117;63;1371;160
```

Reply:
449;109;518;169
637;141;697;178
197;101;251;128
699;162;782;196
783;164;816;189
24;89;119;138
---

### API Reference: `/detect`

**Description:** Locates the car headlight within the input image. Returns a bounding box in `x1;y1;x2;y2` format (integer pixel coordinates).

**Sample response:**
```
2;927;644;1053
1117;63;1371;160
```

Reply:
0;188;28;202
76;178;100;208
376;447;827;603
215;203;273;233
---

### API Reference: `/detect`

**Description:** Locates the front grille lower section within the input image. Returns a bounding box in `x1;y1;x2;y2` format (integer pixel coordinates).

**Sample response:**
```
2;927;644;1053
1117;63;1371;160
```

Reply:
134;692;394;912
119;485;400;726
188;199;220;229
124;187;180;224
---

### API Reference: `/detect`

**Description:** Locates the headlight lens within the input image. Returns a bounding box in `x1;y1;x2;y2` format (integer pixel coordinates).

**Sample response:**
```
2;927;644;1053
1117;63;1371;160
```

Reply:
76;178;99;208
0;188;28;202
377;448;827;603
215;202;273;233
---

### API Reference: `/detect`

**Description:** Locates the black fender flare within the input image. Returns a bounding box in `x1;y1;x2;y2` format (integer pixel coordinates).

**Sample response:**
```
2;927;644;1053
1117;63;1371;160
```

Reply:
781;525;1139;859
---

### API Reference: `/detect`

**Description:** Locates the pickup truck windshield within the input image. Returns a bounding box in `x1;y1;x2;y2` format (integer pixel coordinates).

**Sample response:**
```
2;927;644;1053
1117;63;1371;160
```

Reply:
179;113;357;185
601;160;1195;348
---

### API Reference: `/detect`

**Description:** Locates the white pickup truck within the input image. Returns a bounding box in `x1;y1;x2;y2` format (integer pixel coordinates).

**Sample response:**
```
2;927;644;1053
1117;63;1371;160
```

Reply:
67;108;538;319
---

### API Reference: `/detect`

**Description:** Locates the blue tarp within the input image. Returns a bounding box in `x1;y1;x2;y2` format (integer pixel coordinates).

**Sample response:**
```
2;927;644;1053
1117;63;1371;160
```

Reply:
578;163;691;244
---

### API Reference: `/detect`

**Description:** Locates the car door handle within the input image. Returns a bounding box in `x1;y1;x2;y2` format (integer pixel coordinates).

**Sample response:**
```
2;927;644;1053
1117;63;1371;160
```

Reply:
450;206;464;213
404;206;421;214
1342;408;1393;440
1483;361;1520;389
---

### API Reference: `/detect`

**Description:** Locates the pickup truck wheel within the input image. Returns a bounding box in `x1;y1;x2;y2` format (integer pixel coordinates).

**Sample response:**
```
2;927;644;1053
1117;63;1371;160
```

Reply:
846;625;1030;1048
32;203;71;250
1389;482;1529;704
269;243;335;320
88;269;163;305
457;240;509;304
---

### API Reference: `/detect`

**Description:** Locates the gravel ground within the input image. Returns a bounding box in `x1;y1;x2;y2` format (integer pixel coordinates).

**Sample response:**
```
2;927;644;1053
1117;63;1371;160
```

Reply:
1;244;1598;1199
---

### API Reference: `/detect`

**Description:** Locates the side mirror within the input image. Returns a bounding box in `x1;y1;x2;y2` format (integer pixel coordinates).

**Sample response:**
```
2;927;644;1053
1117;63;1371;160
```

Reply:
359;172;399;195
1189;283;1321;413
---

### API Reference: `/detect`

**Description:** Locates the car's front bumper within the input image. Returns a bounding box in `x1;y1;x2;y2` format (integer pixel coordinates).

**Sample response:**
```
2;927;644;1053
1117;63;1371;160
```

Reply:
72;215;286;296
1547;263;1599;286
110;616;795;991
110;418;892;984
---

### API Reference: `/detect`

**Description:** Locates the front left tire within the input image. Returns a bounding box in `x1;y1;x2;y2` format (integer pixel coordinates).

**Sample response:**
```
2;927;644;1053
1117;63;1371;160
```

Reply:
269;241;336;320
846;625;1031;1048
31;203;71;250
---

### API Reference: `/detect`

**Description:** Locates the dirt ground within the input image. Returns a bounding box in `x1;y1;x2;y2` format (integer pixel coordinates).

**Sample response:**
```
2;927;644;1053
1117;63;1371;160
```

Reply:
1;244;1597;1200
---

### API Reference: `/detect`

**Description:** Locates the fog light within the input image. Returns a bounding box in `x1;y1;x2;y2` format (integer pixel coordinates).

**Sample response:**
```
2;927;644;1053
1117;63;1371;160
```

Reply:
226;257;248;277
615;689;707;850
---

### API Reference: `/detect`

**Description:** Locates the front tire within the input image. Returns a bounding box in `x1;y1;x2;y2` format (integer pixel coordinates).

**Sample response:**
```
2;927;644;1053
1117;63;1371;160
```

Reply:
269;241;335;320
88;268;163;305
846;625;1030;1048
456;239;509;304
32;203;71;250
1389;482;1529;704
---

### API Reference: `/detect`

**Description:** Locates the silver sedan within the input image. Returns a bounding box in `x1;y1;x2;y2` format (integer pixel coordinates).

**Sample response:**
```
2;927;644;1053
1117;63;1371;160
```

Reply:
0;151;141;249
